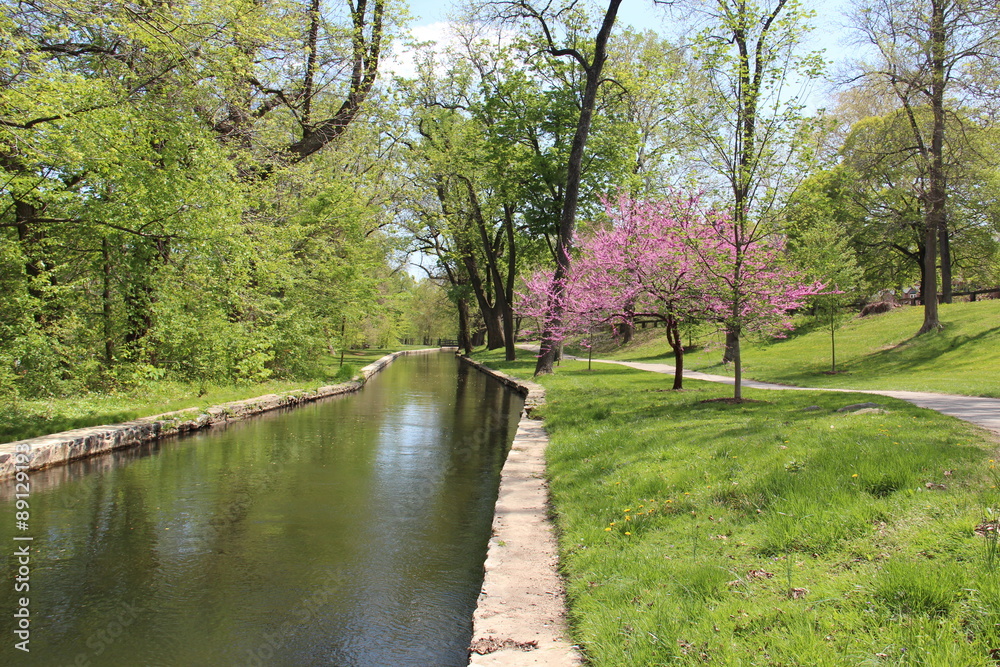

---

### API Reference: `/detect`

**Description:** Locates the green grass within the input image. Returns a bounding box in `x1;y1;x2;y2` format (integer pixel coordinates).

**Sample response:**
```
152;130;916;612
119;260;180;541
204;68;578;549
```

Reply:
581;299;1000;397
0;348;419;443
475;348;1000;666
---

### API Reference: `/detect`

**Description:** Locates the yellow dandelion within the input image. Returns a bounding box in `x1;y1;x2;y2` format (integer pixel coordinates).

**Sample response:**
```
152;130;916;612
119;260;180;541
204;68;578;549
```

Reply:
605;527;612;532
852;474;858;478
625;531;632;536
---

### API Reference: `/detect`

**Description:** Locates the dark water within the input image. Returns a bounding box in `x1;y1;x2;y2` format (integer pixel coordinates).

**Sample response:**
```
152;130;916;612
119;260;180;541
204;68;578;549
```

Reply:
0;353;523;666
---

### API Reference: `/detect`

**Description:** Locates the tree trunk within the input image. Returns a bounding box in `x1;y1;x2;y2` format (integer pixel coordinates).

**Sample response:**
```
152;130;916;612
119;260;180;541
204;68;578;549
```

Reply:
460;253;504;350
667;319;684;390
618;301;635;344
534;0;623;376
102;238;114;368
722;329;738;364
484;310;505;350
465;183;517;361
15;199;54;324
619;321;634;344
830;309;836;373
123;246;155;354
939;215;952;304
457;298;474;356
503;204;518;361
732;332;743;401
918;0;945;335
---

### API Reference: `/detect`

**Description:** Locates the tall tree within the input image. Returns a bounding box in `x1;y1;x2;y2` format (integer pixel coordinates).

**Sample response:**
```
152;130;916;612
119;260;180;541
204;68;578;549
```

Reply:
478;0;624;375
663;0;825;371
848;0;1000;333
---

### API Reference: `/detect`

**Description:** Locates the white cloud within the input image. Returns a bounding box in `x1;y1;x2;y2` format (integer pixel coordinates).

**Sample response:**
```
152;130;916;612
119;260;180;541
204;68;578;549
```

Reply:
383;22;458;79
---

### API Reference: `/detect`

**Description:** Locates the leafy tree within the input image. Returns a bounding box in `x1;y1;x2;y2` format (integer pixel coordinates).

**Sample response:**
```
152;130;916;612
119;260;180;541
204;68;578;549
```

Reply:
800;107;1000;300
0;0;404;398
474;0;624;375
662;0;826;368
573;195;708;390
848;0;1000;333
787;215;865;373
399;9;638;361
519;193;821;398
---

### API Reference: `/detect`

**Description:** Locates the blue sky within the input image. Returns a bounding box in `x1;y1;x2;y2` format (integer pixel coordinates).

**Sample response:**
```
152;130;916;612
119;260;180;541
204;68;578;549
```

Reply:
400;0;857;108
403;0;854;44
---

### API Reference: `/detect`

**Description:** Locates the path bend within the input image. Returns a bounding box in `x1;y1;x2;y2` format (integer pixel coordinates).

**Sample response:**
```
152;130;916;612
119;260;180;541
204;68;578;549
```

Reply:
578;357;1000;437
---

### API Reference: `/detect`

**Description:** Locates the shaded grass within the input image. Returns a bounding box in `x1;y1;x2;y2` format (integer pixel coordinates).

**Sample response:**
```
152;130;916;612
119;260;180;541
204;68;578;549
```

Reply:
0;347;420;443
588;300;1000;397
476;349;1000;666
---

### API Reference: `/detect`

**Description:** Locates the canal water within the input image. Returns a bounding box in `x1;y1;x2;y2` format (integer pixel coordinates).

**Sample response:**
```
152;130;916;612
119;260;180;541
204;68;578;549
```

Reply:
0;353;523;666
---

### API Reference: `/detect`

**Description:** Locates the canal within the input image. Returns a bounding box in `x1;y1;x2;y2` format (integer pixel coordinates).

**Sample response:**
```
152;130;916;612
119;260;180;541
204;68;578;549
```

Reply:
0;353;524;666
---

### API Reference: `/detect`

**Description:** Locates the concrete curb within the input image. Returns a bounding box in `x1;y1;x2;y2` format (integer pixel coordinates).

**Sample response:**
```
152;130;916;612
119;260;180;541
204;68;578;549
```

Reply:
458;356;583;667
0;348;446;480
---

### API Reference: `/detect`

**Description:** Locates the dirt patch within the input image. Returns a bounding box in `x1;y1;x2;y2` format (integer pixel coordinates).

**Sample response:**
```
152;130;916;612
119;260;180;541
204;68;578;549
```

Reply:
699;397;766;405
470;638;539;655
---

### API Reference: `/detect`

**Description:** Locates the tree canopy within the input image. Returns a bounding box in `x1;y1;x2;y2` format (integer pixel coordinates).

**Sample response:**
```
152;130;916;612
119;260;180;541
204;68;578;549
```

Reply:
3;0;1000;400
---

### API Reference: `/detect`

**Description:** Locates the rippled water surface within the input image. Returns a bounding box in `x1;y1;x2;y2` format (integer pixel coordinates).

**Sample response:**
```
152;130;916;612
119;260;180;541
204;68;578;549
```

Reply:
0;353;523;666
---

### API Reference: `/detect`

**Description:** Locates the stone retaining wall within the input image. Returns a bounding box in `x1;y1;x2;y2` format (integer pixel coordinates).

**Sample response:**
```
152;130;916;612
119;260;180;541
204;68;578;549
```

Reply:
458;355;582;667
0;348;444;480
457;356;545;414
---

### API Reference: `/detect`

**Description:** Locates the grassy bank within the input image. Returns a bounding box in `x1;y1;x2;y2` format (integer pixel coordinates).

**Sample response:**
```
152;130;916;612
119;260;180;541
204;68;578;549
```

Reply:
582;300;1000;397
0;348;418;443
477;349;1000;665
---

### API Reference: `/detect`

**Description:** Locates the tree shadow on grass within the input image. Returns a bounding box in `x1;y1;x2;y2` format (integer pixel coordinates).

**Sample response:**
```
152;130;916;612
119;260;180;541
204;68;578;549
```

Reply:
844;322;1000;373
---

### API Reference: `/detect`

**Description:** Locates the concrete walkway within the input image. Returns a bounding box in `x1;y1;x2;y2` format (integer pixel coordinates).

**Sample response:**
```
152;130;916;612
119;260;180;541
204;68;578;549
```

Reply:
581;357;1000;437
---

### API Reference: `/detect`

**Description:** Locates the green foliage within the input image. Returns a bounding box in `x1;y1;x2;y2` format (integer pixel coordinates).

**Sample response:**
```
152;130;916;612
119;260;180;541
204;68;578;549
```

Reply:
0;347;414;442
401;280;458;342
0;0;409;402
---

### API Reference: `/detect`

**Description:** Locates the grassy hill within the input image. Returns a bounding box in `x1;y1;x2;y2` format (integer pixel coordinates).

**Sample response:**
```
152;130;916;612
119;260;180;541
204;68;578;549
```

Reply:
585;299;1000;397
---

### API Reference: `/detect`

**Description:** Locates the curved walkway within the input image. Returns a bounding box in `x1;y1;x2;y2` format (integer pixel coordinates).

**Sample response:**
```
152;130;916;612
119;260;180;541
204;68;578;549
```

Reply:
584;357;1000;437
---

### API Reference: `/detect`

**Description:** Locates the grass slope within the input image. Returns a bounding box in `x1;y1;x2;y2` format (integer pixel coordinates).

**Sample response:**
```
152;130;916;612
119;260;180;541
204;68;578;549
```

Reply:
594;300;1000;397
0;348;414;443
476;349;1000;666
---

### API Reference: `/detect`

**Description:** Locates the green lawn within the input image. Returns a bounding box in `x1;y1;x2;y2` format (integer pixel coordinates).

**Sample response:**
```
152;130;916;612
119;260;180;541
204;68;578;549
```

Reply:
0;347;420;443
476;349;1000;666
585;300;1000;397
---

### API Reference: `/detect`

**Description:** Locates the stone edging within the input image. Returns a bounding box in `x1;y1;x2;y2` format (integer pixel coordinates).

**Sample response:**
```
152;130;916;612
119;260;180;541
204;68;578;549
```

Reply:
458;355;582;667
0;348;445;480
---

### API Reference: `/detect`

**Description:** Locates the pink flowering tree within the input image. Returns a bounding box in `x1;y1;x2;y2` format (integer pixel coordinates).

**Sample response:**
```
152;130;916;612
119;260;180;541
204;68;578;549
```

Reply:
574;195;709;389
517;194;708;389
685;207;824;400
518;193;822;399
516;268;611;354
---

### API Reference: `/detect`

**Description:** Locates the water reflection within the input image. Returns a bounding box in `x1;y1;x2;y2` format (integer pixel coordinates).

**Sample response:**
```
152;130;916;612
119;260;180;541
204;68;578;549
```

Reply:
0;353;523;666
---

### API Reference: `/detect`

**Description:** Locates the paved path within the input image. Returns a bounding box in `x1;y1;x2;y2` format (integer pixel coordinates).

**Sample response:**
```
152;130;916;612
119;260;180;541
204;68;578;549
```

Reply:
574;357;1000;437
